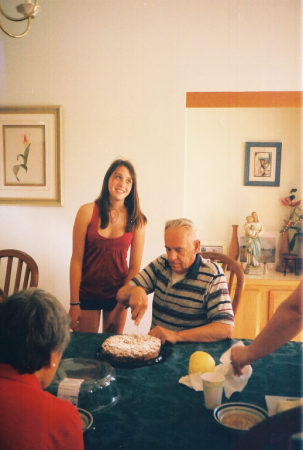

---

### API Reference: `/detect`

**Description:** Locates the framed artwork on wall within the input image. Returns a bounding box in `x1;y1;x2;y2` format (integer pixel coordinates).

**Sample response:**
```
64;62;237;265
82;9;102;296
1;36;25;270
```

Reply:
0;106;63;205
244;141;282;187
201;245;223;253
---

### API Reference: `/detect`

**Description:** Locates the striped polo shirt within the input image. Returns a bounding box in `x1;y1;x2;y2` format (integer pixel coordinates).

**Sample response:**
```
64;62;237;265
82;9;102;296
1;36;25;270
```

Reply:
132;253;234;331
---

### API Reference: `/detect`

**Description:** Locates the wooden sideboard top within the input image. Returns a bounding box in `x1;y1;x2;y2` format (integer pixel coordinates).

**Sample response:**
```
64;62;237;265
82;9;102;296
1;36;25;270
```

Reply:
244;271;301;286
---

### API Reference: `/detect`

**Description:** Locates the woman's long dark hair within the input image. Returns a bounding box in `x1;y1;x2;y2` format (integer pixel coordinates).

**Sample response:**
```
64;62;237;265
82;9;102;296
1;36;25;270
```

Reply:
95;159;147;232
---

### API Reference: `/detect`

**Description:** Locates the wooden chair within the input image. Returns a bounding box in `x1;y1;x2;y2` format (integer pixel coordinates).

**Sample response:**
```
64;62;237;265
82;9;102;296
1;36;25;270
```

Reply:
0;249;39;298
200;251;244;315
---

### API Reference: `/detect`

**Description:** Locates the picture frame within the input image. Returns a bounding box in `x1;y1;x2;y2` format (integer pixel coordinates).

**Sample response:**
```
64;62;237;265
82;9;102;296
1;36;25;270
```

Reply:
0;106;63;205
244;141;282;187
201;245;223;254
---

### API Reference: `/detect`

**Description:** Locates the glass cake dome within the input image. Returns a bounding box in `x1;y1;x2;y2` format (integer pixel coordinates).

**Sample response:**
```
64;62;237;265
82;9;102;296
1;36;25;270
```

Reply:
48;357;120;414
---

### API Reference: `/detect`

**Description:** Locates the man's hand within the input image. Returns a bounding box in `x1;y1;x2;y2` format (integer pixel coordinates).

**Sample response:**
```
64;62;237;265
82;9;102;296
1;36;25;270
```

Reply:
129;286;148;325
149;325;179;344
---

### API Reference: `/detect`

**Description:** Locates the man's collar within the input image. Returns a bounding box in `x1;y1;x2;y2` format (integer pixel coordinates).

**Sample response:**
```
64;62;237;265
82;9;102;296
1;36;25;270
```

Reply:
164;253;201;279
186;253;201;279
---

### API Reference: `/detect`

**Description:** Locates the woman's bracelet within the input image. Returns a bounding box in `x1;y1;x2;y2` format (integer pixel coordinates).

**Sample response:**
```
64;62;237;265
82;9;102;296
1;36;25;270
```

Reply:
70;302;81;306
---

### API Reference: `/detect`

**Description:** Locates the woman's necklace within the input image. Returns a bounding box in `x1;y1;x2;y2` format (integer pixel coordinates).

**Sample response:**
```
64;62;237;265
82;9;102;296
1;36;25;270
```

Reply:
109;209;120;224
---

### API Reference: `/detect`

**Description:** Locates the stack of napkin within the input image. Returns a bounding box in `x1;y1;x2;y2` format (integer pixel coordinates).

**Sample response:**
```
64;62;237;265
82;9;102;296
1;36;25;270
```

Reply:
179;342;252;399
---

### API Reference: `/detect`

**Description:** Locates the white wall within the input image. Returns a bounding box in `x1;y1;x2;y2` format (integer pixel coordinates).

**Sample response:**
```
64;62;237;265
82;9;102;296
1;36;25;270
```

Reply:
185;107;302;249
0;0;302;333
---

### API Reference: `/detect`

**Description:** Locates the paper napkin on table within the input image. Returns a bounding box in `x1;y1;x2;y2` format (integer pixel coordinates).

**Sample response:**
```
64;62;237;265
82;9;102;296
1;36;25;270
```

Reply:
265;395;303;416
179;342;253;398
218;341;253;398
179;372;204;391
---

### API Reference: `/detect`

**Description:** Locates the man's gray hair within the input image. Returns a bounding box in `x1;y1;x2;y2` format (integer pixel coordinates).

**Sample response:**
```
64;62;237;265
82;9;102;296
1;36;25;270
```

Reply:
164;218;199;239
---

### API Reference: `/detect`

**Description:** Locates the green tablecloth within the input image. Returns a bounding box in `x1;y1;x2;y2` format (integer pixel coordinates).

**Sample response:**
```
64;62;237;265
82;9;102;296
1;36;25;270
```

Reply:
56;333;303;450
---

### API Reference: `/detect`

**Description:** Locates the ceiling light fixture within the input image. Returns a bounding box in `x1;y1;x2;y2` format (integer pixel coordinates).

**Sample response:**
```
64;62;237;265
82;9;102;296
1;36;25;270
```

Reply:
0;0;40;38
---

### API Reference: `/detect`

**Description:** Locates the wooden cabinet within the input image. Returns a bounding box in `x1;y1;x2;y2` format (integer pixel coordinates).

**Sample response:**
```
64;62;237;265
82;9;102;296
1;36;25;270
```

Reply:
232;274;302;341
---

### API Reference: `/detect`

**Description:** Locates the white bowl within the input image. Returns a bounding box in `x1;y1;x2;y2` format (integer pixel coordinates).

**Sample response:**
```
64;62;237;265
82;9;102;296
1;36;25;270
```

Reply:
213;402;268;432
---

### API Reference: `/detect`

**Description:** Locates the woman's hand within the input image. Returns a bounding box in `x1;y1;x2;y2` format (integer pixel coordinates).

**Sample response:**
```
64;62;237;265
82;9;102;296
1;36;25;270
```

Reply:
69;305;81;332
230;345;251;376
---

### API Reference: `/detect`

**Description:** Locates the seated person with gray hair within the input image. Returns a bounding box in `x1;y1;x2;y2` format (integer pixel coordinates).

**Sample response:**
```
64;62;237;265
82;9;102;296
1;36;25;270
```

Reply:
0;288;84;450
117;218;234;344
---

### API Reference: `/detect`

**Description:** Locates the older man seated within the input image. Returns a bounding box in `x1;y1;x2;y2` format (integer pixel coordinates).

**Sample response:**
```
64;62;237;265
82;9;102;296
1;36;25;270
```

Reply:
117;218;234;344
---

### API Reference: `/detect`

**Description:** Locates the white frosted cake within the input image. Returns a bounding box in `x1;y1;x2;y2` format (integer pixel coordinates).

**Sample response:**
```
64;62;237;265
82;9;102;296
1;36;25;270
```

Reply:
101;334;161;363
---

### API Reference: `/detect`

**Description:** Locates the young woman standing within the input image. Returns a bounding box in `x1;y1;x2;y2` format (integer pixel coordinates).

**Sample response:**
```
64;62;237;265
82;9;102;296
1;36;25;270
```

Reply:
69;159;147;333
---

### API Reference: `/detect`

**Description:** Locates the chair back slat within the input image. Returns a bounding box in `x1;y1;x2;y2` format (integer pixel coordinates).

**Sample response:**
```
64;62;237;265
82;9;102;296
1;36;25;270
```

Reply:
0;249;39;298
14;259;24;293
228;271;235;293
200;251;244;315
4;256;13;295
23;267;31;291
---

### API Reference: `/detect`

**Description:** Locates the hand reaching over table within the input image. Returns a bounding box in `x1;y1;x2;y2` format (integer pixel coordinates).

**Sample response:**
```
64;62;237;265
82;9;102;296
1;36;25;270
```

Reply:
129;286;148;325
230;345;253;376
231;280;303;376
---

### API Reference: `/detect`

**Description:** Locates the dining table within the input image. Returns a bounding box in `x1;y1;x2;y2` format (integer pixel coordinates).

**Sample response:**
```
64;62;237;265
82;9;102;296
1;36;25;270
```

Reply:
50;332;303;450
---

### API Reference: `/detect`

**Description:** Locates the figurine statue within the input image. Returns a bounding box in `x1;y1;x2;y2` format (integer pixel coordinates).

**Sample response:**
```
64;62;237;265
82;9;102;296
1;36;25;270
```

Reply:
244;211;264;274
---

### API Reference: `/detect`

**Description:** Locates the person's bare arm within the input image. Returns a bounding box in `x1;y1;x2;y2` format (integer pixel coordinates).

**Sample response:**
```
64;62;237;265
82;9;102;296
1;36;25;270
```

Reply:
116;284;148;324
117;258;157;322
69;203;93;331
124;225;146;283
149;322;233;345
116;283;134;305
231;280;303;375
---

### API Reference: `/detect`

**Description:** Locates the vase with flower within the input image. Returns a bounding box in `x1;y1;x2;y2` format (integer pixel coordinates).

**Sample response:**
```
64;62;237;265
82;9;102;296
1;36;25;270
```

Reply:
276;188;303;273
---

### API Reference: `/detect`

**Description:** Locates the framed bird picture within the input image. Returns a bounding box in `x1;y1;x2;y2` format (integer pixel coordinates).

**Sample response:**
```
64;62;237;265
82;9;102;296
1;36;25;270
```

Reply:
0;106;62;205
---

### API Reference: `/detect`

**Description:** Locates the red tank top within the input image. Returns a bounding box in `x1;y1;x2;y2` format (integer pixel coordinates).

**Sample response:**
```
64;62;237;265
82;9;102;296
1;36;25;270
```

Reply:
79;203;133;300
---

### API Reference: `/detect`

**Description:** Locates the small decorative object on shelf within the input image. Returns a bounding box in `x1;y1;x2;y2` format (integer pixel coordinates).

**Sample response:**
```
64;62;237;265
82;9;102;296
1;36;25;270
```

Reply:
276;188;303;274
243;211;264;275
282;254;299;276
228;225;240;261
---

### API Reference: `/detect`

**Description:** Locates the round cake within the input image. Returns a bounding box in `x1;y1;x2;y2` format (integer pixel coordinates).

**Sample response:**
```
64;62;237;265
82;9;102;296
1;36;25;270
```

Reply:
101;334;161;363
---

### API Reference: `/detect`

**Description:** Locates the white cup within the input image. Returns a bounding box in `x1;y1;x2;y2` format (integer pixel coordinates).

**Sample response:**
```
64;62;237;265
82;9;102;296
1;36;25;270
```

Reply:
201;372;225;409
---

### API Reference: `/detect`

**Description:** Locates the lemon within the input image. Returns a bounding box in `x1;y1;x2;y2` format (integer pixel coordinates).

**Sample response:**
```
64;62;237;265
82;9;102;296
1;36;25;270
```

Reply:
188;351;215;375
